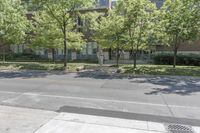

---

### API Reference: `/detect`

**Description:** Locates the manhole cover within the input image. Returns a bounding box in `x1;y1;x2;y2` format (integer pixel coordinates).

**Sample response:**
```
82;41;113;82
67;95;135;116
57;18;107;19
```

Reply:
165;124;195;133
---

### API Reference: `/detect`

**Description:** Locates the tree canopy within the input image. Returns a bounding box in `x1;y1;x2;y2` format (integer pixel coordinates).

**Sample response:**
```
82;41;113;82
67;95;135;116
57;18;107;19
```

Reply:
31;0;94;67
0;0;28;45
0;0;28;63
90;0;159;67
116;0;157;68
160;0;200;68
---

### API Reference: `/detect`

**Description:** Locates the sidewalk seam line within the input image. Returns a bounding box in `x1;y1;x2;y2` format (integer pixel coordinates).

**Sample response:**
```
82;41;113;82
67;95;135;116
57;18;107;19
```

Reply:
33;114;60;133
160;94;175;117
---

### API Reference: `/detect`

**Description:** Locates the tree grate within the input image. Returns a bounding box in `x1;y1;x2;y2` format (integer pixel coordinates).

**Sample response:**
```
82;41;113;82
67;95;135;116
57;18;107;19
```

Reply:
165;124;195;133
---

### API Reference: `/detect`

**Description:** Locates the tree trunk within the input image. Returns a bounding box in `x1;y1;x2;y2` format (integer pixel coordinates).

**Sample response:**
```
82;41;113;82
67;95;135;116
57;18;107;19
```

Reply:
173;45;178;68
133;52;137;69
3;48;5;64
148;50;151;61
52;48;55;63
173;35;179;68
109;48;112;60
116;48;120;67
131;47;137;69
64;40;67;67
63;26;67;67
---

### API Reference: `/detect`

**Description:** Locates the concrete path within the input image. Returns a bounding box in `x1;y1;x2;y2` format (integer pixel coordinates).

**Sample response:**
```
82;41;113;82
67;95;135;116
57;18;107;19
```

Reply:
0;71;200;126
1;105;200;133
0;105;57;133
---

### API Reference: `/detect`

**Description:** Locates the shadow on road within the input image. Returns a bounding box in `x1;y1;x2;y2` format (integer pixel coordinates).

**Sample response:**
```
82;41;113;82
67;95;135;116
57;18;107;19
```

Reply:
0;70;119;79
0;71;67;79
75;70;126;79
0;70;199;96
76;70;200;96
130;76;200;96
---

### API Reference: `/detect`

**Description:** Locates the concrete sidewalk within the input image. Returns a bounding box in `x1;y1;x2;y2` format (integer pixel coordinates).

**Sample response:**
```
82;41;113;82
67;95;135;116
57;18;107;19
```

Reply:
0;105;200;133
0;105;57;133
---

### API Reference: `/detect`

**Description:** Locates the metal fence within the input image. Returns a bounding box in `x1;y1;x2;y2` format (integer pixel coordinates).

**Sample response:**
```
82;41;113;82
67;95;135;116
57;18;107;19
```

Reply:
104;53;153;65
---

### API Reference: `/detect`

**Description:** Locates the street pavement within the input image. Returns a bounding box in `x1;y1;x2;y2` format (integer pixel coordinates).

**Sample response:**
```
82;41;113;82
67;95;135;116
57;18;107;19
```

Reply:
0;70;200;132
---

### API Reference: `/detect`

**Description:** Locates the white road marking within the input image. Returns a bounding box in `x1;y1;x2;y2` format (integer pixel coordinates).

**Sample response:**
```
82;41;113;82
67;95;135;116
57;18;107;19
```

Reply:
0;91;21;94
0;90;200;109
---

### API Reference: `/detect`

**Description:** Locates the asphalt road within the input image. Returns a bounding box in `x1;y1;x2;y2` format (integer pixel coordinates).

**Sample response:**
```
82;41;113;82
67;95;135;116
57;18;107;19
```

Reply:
0;70;200;126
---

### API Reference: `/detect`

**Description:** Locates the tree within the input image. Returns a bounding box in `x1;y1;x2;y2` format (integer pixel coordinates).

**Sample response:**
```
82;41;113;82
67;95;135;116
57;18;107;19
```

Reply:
30;11;84;62
161;0;200;68
117;0;157;68
92;11;125;67
0;0;28;63
30;11;62;62
32;0;93;67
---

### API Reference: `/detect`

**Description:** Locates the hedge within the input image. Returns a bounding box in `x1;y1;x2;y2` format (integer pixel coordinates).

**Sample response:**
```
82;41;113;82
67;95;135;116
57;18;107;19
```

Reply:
0;53;42;61
0;53;98;63
153;53;200;66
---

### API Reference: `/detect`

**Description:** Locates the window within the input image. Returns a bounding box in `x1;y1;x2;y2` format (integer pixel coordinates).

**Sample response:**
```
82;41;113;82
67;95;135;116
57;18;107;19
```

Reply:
96;0;109;7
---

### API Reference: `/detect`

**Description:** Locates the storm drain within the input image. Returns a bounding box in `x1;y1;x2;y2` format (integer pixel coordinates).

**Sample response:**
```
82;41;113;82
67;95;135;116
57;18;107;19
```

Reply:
165;124;195;133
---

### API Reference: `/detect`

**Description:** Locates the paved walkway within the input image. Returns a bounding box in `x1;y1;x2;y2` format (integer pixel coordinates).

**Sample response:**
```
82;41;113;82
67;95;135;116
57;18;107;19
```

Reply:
1;105;199;133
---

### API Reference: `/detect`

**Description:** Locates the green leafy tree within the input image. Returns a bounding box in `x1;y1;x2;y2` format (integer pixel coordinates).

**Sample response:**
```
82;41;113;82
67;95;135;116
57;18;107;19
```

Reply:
0;0;28;63
117;0;157;68
30;11;84;62
32;0;93;67
30;11;62;62
161;0;200;68
92;11;125;67
146;6;166;61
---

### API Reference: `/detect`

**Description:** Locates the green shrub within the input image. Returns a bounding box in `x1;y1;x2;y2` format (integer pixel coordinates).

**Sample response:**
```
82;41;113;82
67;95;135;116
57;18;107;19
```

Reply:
0;53;42;61
153;53;200;66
